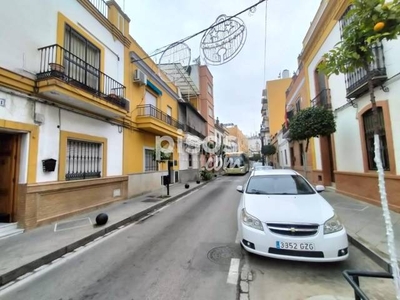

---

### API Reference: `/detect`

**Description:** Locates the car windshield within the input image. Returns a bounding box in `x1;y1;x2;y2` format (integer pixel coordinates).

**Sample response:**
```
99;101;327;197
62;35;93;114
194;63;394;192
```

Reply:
245;174;315;195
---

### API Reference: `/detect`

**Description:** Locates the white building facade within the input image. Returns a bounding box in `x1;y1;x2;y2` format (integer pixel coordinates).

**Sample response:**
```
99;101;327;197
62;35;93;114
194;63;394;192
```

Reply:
247;135;261;157
277;131;291;169
306;2;400;208
0;0;129;229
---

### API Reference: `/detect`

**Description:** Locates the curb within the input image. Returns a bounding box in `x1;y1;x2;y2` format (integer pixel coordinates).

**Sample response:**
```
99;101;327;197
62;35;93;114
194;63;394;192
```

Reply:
347;232;392;273
0;179;213;287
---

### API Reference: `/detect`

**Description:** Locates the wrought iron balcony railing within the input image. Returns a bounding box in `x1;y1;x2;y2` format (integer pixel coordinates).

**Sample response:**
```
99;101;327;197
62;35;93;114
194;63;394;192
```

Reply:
183;124;206;139
88;0;109;18
37;44;129;111
282;123;289;136
137;104;185;130
345;43;387;99
311;89;332;110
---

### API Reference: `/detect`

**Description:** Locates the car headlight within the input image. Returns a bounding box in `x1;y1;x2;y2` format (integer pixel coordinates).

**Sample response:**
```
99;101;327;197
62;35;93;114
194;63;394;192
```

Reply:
324;213;343;234
242;209;264;231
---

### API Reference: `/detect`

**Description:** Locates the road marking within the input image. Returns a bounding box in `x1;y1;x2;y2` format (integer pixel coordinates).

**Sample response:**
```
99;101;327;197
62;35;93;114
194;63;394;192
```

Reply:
235;231;240;244
227;258;241;285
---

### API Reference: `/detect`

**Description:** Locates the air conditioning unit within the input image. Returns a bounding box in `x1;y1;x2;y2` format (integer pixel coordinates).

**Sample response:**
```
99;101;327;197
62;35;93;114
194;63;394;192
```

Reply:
133;69;147;85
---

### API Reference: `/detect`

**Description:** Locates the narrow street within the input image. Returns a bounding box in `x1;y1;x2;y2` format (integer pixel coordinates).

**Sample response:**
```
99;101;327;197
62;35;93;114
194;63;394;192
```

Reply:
0;176;395;300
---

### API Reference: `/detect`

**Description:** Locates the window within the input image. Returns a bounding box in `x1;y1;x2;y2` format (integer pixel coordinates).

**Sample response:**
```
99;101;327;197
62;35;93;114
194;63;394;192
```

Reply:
363;107;390;171
208;106;213;118
208;83;213;95
284;149;288;165
299;143;304;166
246;175;315;195
145;149;158;172
188;154;193;168
144;91;157;116
66;140;102;180
340;6;387;98
64;25;100;91
295;99;301;112
167;106;172;125
118;13;124;35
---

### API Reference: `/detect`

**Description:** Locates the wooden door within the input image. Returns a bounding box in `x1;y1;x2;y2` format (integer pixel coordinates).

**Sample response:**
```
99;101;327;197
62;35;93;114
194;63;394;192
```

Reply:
0;133;19;222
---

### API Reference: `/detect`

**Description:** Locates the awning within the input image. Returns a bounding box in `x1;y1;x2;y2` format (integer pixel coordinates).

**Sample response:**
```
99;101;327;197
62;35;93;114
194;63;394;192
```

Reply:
146;80;162;96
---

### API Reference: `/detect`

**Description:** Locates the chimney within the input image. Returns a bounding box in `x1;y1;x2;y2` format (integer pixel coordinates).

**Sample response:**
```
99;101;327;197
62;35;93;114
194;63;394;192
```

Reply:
216;117;219;125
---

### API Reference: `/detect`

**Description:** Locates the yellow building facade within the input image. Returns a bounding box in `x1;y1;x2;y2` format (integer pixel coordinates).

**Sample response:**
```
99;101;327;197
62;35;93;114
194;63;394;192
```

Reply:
226;125;249;154
266;78;292;137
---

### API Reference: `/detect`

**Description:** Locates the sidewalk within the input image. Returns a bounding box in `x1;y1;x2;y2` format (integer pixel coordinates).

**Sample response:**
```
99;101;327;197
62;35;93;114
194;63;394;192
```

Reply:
322;188;400;272
0;178;215;286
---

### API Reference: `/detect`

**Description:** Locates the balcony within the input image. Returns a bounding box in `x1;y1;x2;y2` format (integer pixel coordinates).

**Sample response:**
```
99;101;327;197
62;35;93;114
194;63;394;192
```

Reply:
183;124;206;140
137;104;184;138
36;44;129;117
311;89;332;110
88;0;109;18
282;110;295;139
260;127;270;134
345;43;387;99
282;123;289;138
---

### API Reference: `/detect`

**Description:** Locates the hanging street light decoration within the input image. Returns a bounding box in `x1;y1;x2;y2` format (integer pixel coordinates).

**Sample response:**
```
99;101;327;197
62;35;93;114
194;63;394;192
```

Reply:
158;42;192;82
200;14;247;66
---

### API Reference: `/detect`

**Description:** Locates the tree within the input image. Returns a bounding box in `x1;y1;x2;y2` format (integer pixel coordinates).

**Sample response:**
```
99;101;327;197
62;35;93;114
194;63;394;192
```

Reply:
318;1;400;292
251;153;261;161
289;106;336;177
261;144;276;157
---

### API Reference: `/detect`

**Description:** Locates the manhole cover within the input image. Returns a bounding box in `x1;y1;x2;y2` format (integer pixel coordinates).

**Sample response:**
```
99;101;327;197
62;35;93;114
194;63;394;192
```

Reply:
55;217;92;232
141;198;162;203
207;246;242;265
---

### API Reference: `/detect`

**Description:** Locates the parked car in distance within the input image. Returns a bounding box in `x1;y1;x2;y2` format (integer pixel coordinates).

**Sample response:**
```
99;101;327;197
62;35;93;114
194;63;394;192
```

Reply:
236;169;348;262
251;165;273;174
251;162;263;171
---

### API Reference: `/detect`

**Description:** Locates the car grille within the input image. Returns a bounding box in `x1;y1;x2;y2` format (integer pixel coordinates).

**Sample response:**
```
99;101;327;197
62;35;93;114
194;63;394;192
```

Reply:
269;248;324;258
266;223;319;237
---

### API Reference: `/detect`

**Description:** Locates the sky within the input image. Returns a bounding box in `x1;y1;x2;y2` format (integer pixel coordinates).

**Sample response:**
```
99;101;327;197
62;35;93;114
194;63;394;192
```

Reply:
116;0;322;136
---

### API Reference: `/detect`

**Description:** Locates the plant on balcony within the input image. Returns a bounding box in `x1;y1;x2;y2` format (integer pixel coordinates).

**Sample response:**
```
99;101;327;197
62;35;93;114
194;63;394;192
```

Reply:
318;0;400;288
289;106;336;178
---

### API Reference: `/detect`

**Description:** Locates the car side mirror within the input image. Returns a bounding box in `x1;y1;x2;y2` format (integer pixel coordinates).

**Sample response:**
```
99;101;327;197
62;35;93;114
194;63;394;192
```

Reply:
315;185;325;193
236;185;244;193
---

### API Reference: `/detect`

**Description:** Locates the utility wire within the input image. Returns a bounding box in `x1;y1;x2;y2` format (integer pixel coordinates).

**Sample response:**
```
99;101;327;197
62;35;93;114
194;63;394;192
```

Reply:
263;0;269;83
132;0;267;63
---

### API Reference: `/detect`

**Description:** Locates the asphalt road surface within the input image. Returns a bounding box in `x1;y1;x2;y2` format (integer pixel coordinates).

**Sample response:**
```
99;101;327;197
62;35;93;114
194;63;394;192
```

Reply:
0;175;396;300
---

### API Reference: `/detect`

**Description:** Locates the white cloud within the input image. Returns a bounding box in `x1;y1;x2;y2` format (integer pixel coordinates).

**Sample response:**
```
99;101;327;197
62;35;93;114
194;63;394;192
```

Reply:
119;0;321;136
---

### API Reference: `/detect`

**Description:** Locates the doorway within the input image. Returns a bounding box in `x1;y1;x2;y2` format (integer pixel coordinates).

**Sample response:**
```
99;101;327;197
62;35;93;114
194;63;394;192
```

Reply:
320;135;335;186
0;133;20;223
327;135;335;183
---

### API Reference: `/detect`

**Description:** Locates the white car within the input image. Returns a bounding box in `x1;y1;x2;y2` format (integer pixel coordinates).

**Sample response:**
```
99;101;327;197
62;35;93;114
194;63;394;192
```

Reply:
251;162;263;171
236;169;348;262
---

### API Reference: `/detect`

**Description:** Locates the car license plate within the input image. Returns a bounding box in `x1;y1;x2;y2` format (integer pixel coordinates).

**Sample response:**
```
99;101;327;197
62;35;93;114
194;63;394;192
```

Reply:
276;241;315;251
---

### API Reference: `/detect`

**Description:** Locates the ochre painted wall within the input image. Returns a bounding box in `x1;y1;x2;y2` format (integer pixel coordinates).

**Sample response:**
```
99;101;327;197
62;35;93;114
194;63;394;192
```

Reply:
267;78;292;137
